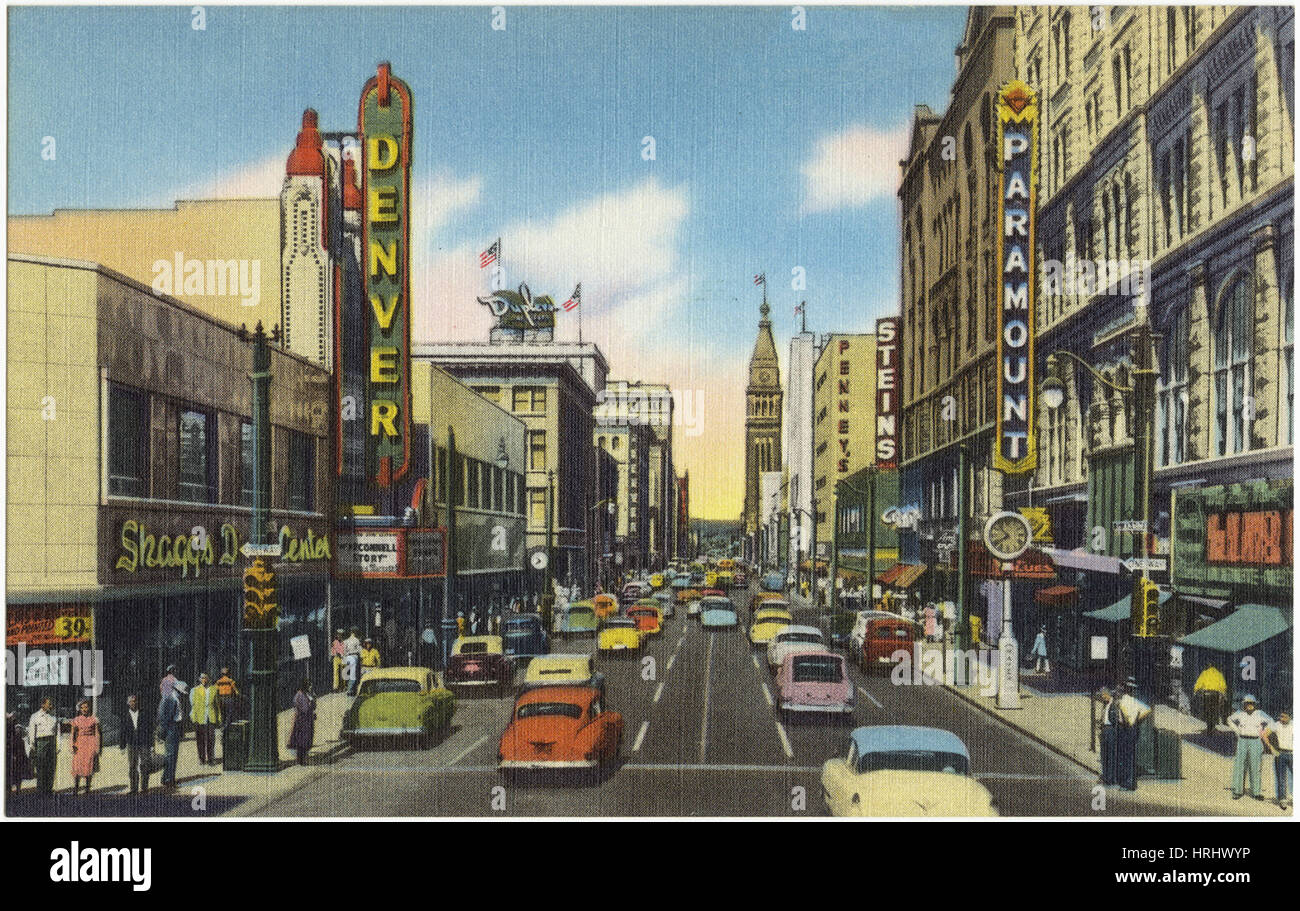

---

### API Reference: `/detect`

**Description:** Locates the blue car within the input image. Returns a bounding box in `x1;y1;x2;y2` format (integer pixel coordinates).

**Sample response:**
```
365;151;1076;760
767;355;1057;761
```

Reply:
700;597;738;630
502;613;550;661
762;572;785;592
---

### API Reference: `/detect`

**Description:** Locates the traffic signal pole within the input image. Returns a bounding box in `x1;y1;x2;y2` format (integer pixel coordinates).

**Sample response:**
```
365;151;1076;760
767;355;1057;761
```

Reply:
1129;311;1159;703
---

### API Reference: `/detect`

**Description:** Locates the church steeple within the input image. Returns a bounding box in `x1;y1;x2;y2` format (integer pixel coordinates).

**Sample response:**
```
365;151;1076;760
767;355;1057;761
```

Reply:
742;278;782;539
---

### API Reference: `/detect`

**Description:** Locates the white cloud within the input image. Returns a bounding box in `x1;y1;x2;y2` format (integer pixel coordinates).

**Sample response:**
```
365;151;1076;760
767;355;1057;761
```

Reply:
800;123;909;214
413;172;482;245
174;153;286;200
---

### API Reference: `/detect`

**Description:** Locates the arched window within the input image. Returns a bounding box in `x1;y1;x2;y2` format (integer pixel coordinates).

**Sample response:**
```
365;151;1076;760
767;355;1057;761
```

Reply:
1157;308;1189;466
1214;275;1254;455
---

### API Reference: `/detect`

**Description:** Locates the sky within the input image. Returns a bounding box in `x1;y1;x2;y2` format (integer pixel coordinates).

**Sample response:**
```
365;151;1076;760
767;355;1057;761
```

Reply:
8;4;968;520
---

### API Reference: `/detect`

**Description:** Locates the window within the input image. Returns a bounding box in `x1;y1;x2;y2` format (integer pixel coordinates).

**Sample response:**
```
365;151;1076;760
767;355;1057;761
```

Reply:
287;430;315;512
108;384;149;498
515;472;526;515
529;488;547;525
178;409;215;503
1158;309;1189;467
1214;276;1254;456
492;465;504;512
434;446;448;503
512;386;546;413
529;430;547;472
473;385;501;404
240;421;255;506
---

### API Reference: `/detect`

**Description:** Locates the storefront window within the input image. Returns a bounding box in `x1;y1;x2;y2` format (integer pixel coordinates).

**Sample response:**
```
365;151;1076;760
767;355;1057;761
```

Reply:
108;384;149;497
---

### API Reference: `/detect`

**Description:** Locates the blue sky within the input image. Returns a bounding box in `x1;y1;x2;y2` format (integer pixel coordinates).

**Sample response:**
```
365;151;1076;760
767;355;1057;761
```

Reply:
9;4;968;517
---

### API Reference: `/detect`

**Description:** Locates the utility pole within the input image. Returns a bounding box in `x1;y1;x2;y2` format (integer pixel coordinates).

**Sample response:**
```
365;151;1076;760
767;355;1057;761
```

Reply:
956;443;969;652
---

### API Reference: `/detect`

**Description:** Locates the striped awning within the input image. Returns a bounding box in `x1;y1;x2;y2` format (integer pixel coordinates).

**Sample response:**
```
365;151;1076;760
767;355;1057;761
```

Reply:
1034;584;1079;606
878;563;927;589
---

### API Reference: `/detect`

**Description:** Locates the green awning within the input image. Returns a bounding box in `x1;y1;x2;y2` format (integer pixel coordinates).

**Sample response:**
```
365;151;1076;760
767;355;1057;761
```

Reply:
1083;590;1173;623
1177;604;1292;653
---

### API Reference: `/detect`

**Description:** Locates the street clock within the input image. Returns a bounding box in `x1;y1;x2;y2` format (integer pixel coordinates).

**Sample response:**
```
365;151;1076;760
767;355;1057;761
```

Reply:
530;550;548;571
983;511;1032;562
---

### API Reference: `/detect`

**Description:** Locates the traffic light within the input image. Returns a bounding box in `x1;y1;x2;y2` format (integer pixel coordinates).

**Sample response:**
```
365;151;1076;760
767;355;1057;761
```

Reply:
242;557;278;629
1132;578;1160;638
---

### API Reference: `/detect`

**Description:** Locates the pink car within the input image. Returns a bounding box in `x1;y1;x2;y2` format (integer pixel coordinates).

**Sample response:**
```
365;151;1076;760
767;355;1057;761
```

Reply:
776;652;854;718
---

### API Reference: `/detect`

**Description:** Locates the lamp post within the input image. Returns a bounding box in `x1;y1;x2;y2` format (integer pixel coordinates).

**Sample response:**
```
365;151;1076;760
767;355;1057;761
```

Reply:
541;468;556;632
1041;307;1159;701
440;426;459;671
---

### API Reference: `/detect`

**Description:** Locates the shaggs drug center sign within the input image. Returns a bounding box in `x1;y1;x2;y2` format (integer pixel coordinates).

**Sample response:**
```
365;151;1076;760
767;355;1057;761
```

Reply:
359;62;414;487
993;80;1039;474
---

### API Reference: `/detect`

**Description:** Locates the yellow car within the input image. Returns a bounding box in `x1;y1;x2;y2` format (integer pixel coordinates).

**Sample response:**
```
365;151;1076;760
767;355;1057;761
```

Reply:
704;572;719;589
748;608;793;646
822;726;998;817
597;617;644;654
650;573;665;589
521;653;604;693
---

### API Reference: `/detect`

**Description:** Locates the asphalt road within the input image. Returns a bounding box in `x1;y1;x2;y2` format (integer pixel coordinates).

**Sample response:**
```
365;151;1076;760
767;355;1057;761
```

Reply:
254;587;1186;817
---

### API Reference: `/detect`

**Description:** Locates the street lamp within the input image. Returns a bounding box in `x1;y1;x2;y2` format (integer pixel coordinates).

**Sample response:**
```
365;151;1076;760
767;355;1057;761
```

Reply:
495;436;509;471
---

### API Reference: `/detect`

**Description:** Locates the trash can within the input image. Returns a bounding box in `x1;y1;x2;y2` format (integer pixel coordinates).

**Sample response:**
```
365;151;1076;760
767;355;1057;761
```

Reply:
1136;716;1156;776
223;720;250;772
1153;727;1182;780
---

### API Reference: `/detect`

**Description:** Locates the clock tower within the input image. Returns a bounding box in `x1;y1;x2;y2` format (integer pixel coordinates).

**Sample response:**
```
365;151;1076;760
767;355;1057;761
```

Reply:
743;289;782;539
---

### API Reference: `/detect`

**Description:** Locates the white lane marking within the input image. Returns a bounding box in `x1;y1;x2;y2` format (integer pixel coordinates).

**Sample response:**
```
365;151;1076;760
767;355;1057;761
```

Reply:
632;720;650;752
774;722;794;758
653;681;666;702
977;772;1096;781
857;686;883;709
698;634;716;763
751;654;760;670
760;683;774;706
447;734;490;767
622;763;821;773
339;764;824;774
665;654;676;673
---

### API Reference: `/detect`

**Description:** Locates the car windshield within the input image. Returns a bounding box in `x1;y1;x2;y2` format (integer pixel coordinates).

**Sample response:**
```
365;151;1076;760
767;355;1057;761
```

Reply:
459;642;489;654
516;702;583;720
604;619;635;629
359;679;422;695
779;632;823;644
873;626;910;639
567;607;594;617
858;749;969;776
536;665;584;677
504;620;534;632
792;656;843;683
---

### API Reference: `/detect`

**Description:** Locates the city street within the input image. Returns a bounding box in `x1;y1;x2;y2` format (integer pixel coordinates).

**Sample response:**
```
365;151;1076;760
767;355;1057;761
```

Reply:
256;587;1182;818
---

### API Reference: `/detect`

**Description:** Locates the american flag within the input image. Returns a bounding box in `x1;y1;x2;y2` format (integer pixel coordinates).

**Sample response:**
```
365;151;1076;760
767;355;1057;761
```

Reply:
479;238;500;269
794;302;805;316
753;272;766;287
563;283;581;312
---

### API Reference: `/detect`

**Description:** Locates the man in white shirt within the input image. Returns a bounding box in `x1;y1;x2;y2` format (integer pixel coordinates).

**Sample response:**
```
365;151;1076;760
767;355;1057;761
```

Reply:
1114;684;1151;791
1266;708;1292;809
343;627;362;696
1097;688;1118;786
1227;694;1273;800
26;699;59;794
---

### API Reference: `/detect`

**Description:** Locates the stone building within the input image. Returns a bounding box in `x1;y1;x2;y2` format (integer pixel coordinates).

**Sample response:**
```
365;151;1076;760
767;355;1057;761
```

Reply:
742;293;783;563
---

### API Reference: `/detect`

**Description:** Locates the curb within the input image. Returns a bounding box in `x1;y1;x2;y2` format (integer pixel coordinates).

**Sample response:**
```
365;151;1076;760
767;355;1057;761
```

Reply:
220;739;352;818
941;681;1102;776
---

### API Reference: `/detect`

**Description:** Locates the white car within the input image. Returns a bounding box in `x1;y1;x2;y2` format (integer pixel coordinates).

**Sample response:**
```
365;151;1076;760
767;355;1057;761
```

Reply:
767;625;830;673
687;598;704;618
849;610;906;657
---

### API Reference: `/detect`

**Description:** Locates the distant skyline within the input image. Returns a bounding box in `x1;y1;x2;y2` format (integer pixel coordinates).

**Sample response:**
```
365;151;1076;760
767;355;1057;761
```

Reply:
8;4;968;519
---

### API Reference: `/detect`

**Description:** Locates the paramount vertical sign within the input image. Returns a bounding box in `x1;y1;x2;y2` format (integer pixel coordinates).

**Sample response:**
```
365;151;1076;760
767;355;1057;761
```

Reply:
993;80;1039;474
359;62;413;486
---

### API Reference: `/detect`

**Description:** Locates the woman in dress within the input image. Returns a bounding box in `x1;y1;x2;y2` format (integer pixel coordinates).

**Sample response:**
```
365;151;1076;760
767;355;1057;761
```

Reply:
287;679;316;765
69;700;101;795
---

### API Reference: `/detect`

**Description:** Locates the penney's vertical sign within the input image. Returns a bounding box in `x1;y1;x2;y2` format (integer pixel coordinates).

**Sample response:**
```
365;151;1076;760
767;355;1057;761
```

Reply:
359;62;413;486
875;317;899;469
993;80;1039;474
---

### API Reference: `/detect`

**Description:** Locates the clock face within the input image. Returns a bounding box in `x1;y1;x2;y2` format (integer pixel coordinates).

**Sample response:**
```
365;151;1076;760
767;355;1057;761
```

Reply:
530;550;548;570
759;370;773;385
984;511;1032;561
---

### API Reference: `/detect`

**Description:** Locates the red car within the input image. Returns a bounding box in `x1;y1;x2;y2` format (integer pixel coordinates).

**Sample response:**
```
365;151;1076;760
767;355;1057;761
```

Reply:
859;618;915;673
701;588;726;599
498;686;624;774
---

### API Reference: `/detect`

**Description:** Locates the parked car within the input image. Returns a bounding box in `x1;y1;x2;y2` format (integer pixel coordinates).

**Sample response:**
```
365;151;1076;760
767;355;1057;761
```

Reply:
627;603;663;636
848;610;908;656
597;617;644;654
858;617;915;673
594;593;620;619
498;686;624;775
762;571;785;592
767;625;829;673
556;601;599;638
700;596;739;630
749;608;793;647
445;636;514;693
777;652;853;719
520;653;605;697
340;667;455;748
821;726;997;817
502;613;550;662
749;592;786;619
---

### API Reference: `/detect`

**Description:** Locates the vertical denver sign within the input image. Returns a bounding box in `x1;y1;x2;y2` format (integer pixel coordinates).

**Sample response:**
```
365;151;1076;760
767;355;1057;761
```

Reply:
993;80;1039;474
359;62;413;486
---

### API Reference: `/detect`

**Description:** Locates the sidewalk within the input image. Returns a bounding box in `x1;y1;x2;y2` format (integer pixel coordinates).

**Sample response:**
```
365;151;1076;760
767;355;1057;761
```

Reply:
920;642;1290;817
12;693;353;817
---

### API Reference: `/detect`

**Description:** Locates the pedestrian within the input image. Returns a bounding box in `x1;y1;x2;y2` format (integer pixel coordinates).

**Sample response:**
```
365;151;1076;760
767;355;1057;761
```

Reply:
69;700;101;796
288;679;316;765
330;630;346;692
469;608;480;635
360;638;381;678
189;673;221;765
1227;694;1273;801
456;612;466;637
156;684;183;789
160;664;178;698
1266;709;1292;809
214;667;239;728
119;694;153;795
1193;666;1228;734
344;627;362;696
1097;688;1118;786
1030;626;1050;674
26;698;59;795
1114;683;1150;791
7;710;34;794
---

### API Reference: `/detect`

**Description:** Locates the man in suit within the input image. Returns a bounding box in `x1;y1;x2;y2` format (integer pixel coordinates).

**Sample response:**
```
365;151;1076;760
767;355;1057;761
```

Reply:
119;693;153;794
156;685;183;789
189;673;222;765
1114;681;1151;791
1097;688;1117;786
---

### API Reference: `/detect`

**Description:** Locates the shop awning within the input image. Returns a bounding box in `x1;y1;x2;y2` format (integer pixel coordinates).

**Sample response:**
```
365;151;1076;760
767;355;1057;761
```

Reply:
1034;585;1079;606
1084;590;1173;623
1177;605;1292;654
876;563;907;585
1045;548;1124;574
875;563;926;588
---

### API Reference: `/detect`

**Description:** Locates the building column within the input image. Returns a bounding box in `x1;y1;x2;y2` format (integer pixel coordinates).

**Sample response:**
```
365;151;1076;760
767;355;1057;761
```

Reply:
1251;222;1282;449
1254;19;1293;187
1188;87;1212;234
1185;260;1213;461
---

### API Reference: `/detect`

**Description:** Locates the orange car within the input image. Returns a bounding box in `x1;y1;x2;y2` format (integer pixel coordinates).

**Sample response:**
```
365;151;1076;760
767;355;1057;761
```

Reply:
593;593;619;619
498;686;624;773
676;587;702;605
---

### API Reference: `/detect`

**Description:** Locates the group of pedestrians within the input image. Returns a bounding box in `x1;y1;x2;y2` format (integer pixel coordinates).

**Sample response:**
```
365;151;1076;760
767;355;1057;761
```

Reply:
331;628;383;696
1097;684;1152;791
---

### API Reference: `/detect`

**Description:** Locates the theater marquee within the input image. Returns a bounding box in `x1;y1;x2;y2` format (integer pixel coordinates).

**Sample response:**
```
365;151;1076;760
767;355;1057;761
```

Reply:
993;80;1039;474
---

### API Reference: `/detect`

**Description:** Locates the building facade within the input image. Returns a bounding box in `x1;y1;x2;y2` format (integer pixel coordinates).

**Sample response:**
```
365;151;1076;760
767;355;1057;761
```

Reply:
785;330;818;578
812;332;879;551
